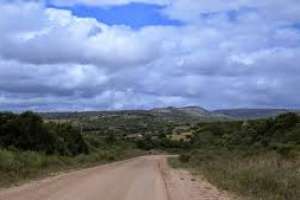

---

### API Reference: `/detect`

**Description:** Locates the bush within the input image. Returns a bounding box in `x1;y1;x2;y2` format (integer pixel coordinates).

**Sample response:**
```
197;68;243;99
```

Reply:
274;113;298;129
16;151;47;169
190;113;300;151
179;154;190;163
271;143;297;158
0;149;15;170
0;112;89;156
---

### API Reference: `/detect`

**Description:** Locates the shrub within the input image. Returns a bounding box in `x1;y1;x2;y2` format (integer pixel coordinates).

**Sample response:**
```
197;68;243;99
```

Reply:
16;151;47;169
0;112;89;156
179;154;190;163
271;143;297;158
0;149;15;170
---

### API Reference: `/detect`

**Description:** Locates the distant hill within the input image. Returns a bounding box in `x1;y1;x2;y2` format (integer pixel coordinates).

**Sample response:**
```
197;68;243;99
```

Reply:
177;106;210;117
213;108;291;119
39;107;298;122
40;106;227;123
149;106;229;122
151;106;208;117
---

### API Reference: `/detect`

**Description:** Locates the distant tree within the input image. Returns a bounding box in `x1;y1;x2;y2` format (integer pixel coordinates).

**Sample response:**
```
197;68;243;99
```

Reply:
0;112;89;156
105;133;117;144
274;113;298;129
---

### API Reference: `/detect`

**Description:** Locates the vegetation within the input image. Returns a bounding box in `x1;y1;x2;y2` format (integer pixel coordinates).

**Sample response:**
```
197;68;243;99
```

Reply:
171;149;300;200
0;112;144;187
1;110;299;200
170;113;300;200
0;112;89;156
0;143;144;187
77;114;176;137
188;112;300;152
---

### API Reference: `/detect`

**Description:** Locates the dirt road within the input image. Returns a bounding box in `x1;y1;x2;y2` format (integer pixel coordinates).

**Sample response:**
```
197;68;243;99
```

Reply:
0;156;230;200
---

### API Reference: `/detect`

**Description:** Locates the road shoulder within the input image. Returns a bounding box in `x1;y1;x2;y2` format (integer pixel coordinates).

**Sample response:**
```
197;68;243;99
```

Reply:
162;157;233;200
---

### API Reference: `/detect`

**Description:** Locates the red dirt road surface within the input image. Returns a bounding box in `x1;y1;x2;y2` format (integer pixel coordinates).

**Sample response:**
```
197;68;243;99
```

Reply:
0;156;230;200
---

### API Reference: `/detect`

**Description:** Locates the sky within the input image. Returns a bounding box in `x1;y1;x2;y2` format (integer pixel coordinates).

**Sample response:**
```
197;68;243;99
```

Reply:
0;0;300;111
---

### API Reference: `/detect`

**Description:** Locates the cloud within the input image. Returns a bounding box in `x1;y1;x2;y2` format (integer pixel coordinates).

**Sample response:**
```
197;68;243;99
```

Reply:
0;0;300;111
0;3;160;67
50;0;169;7
162;0;300;23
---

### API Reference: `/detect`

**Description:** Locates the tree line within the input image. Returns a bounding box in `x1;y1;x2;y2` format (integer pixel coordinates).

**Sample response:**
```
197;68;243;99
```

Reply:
190;112;300;154
0;112;89;156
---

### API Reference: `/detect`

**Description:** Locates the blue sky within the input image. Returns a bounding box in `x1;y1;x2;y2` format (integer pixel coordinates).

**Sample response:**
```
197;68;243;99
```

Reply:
47;2;182;29
0;0;300;111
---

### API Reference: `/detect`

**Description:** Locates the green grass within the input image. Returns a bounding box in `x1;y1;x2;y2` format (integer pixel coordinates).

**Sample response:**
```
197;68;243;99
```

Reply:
169;149;300;200
0;147;145;187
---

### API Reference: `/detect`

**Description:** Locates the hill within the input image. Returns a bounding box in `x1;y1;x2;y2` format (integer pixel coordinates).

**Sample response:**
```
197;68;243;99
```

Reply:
40;106;228;123
149;106;227;121
40;107;298;122
214;108;291;119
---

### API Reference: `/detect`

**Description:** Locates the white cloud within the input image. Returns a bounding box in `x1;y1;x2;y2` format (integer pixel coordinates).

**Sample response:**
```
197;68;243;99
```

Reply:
51;0;169;6
0;3;161;67
162;0;300;24
0;0;300;110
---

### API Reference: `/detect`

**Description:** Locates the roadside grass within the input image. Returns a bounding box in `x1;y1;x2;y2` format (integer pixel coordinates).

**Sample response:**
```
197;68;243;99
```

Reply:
169;149;300;200
0;147;145;188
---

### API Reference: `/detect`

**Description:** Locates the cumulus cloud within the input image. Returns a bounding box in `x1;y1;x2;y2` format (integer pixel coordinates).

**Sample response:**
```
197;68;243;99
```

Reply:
0;3;160;67
51;0;169;6
0;0;300;111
